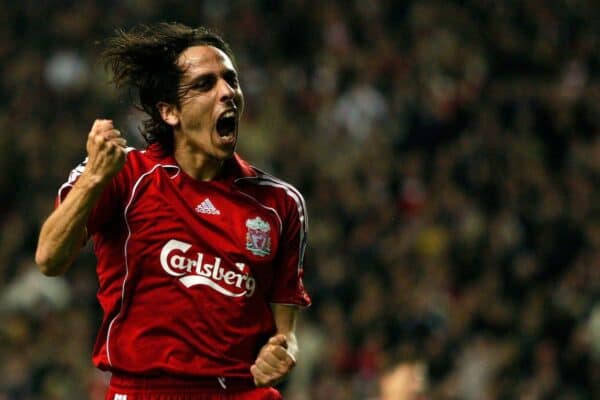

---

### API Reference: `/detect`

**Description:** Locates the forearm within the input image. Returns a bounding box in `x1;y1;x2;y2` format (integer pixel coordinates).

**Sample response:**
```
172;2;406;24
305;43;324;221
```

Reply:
35;173;106;275
251;304;300;387
272;304;299;359
36;119;126;276
282;330;298;362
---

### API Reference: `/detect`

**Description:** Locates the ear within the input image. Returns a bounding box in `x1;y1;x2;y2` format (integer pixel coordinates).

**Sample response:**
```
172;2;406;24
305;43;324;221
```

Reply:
157;102;180;127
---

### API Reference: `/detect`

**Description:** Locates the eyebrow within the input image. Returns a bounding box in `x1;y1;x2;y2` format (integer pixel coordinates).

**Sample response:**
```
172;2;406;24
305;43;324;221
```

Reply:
187;68;238;83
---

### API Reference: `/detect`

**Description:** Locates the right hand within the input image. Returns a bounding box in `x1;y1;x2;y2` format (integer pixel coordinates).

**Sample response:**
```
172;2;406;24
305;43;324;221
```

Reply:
83;119;127;185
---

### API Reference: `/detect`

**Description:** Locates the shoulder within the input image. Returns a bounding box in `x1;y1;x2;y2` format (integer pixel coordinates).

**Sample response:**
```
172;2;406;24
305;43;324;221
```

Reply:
233;155;304;197
246;170;305;202
235;168;308;221
121;147;178;179
123;146;157;169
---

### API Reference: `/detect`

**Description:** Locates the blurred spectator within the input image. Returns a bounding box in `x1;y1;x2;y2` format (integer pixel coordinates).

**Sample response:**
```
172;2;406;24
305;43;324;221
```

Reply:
379;361;427;400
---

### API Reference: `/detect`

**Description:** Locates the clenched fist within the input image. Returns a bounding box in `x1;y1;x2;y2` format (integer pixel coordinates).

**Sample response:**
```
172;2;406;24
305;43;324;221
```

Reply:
84;119;127;185
251;334;297;387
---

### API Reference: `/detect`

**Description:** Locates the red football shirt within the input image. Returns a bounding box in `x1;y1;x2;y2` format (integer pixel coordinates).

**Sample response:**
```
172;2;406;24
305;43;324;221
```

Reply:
57;143;311;378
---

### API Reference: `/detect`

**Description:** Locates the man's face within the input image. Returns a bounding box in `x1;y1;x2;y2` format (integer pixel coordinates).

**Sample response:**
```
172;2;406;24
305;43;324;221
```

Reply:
172;45;244;160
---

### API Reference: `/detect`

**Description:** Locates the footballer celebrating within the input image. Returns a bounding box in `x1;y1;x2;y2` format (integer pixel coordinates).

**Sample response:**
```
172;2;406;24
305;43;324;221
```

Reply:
35;23;310;400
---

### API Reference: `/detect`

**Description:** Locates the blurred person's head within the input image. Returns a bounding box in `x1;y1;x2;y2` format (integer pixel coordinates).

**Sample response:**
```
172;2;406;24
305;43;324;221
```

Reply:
380;360;427;400
102;22;244;158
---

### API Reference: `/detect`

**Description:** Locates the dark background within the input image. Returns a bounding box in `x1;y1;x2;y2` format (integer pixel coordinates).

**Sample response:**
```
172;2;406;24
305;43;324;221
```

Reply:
0;1;598;399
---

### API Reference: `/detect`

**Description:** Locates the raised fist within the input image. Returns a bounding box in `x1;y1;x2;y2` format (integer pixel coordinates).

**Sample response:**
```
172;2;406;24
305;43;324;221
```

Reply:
84;119;127;184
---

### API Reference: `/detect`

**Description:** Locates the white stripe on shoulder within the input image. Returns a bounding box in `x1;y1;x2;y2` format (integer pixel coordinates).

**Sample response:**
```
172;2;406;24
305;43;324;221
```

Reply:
57;148;139;204
248;175;308;229
57;158;88;205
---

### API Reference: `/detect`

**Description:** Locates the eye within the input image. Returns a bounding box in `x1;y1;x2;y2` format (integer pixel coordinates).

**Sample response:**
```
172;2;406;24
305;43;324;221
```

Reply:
193;76;216;91
224;72;239;88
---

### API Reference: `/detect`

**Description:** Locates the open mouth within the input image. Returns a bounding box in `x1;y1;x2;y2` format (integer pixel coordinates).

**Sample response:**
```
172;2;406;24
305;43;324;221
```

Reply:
216;109;237;137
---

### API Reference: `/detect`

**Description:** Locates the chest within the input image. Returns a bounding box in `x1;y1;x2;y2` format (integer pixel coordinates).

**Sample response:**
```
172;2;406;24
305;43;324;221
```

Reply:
124;170;282;274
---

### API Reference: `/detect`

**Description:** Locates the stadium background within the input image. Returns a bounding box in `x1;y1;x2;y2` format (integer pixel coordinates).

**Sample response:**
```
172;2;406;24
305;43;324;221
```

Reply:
0;1;598;399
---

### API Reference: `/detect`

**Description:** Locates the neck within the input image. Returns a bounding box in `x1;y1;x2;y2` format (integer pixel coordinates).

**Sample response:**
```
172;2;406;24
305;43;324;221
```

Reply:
173;142;225;181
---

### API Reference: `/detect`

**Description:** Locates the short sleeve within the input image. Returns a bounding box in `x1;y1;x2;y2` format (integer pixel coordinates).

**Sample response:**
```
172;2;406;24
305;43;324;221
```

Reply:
56;158;125;235
269;191;311;307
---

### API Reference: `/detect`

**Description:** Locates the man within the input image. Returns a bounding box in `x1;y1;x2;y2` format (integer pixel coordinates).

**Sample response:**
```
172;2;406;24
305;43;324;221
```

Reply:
35;23;310;400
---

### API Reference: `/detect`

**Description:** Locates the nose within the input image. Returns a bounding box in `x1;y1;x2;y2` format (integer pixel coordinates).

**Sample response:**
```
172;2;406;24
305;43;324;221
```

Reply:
219;79;235;103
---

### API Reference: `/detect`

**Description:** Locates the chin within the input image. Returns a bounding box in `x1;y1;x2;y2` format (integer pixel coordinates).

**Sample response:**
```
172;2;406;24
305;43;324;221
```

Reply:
214;145;236;160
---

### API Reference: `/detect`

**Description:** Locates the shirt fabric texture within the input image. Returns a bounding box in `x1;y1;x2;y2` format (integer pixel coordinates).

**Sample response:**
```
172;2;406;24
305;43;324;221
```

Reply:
57;143;310;380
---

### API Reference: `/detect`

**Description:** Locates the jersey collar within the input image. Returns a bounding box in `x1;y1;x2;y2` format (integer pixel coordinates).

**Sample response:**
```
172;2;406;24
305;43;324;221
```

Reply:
231;153;258;179
146;143;257;180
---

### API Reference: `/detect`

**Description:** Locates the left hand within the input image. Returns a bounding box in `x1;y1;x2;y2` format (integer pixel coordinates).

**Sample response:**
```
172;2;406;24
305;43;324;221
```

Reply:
251;334;297;387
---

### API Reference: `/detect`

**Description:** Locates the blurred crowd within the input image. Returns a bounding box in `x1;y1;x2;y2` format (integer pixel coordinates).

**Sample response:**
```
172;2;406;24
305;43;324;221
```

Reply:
0;1;598;399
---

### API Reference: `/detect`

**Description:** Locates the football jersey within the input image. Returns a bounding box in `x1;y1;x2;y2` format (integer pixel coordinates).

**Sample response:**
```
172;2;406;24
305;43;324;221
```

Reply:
57;143;311;378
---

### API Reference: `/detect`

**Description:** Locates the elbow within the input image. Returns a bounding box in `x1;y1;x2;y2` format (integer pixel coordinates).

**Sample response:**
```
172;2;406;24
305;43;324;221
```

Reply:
36;261;66;277
35;248;66;276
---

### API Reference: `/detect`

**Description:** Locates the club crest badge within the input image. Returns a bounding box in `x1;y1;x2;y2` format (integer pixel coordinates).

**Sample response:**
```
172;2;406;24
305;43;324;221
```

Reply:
246;217;271;257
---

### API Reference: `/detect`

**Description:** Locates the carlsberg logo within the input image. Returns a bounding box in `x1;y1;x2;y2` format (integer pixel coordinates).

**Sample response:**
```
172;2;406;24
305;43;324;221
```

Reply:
160;239;256;297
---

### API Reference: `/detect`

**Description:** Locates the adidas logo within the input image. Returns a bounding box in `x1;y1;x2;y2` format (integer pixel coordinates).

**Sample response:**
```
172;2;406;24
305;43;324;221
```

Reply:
195;198;220;215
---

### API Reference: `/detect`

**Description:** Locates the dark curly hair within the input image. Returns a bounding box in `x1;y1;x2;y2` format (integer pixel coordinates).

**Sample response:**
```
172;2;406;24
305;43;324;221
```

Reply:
102;22;236;152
